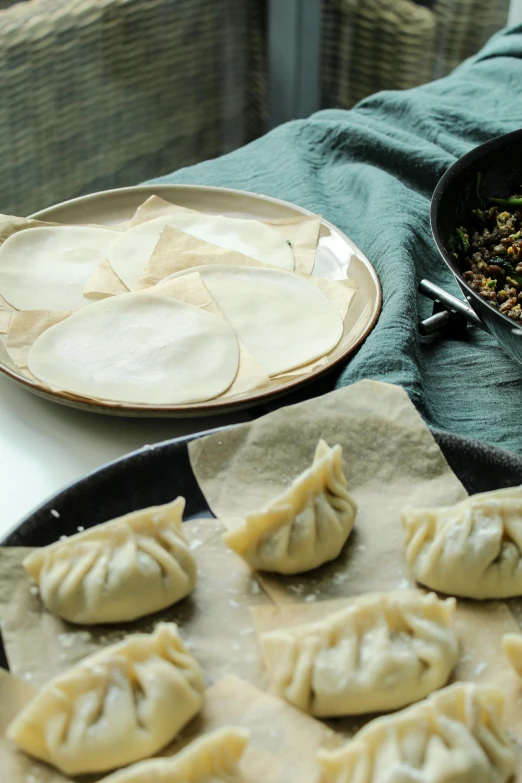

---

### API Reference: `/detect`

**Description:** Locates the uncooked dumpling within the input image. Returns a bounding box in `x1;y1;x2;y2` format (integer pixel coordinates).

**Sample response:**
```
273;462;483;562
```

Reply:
6;623;205;775
402;487;522;599
27;291;240;404
223;440;356;574
23;497;196;624
108;213;295;288
318;683;515;783
167;265;343;376
260;591;458;717
100;727;249;783
0;226;117;310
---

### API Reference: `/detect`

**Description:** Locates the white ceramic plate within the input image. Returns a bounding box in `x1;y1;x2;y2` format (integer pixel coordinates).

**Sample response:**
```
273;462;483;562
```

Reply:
0;185;381;417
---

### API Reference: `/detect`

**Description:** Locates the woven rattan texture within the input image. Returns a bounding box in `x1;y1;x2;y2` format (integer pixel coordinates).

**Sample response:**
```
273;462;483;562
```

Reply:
322;0;509;108
0;0;267;215
432;0;511;77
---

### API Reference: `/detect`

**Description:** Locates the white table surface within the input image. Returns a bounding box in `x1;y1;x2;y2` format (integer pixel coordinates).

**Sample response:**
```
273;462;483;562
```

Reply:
0;373;251;540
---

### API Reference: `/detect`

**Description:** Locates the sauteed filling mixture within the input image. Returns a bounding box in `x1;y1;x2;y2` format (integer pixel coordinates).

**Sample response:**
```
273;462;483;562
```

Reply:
454;195;522;320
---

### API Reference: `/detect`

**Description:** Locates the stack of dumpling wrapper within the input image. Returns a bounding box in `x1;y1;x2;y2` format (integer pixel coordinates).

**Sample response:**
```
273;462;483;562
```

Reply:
1;380;522;783
0;196;358;408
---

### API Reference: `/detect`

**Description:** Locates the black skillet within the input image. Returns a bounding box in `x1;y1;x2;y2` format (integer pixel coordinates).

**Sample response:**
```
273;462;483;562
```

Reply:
2;425;522;671
421;128;522;364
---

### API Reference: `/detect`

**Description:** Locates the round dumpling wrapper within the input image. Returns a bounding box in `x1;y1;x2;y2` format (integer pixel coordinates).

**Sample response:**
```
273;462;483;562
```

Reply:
165;265;344;376
27;291;240;405
0;225;118;310
108;212;295;289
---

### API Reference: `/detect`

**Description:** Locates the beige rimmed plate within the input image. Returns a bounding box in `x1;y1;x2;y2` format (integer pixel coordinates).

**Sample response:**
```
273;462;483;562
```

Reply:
0;185;381;417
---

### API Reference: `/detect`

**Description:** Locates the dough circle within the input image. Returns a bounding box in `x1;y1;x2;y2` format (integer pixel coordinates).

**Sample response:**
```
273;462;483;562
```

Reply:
166;265;344;376
28;291;240;404
0;225;117;310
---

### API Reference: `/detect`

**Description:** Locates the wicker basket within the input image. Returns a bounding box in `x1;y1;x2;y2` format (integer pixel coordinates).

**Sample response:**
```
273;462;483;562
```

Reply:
0;0;267;216
433;0;511;77
322;0;509;108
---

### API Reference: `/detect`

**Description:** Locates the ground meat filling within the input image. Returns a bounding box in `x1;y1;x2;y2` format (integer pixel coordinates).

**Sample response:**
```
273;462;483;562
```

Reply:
455;200;522;320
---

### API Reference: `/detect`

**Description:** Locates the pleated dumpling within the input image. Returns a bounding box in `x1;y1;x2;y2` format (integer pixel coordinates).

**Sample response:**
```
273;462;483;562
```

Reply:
100;727;249;783
318;683;515;783
23;497;197;624
7;623;205;775
402;487;522;599
260;591;458;717
223;440;356;574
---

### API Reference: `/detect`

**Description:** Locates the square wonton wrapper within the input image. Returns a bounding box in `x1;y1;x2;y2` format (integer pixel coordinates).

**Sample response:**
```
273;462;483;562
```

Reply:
188;379;468;602
250;596;522;746
4;273;270;398
0;670;342;783
0;519;272;689
83;195;324;298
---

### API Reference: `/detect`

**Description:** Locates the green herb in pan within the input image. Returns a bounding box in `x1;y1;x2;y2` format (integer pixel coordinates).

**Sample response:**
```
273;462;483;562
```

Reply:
489;197;522;208
454;196;522;319
455;228;470;253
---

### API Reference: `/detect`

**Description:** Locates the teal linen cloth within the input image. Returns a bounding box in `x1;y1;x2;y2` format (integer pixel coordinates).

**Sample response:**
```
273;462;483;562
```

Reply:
149;25;522;453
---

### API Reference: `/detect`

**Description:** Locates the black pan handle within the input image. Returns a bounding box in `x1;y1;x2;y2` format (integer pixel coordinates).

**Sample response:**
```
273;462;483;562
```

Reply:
418;279;487;334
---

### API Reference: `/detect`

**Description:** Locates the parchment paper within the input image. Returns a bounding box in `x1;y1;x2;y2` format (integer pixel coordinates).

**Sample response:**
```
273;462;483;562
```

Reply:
264;216;322;275
166;675;343;783
0;214;54;245
83;258;129;300
0;519;272;688
189;380;468;602
0;670;342;783
4;273;270;401
0;294;15;334
130;195;193;225
5;310;72;376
